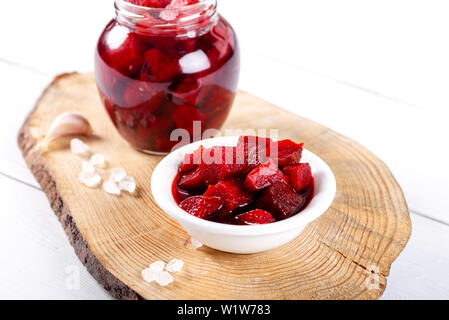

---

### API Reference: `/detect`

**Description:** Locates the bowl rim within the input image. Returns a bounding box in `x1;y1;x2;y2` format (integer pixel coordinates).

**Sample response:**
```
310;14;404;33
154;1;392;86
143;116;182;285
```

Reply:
151;136;336;236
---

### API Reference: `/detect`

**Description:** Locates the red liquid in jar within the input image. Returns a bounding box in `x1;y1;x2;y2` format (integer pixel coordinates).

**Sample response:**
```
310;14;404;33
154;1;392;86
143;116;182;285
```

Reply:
95;1;239;153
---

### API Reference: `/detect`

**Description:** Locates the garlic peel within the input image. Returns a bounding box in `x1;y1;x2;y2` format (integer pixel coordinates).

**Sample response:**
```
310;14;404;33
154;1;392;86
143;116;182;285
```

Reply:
39;112;92;148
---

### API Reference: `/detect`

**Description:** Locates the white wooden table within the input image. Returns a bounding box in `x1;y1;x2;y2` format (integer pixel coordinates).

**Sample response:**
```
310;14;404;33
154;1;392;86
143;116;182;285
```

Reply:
1;0;448;299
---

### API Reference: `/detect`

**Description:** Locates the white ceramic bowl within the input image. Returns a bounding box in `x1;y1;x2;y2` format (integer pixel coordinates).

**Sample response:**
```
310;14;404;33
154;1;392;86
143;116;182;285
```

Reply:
151;136;336;254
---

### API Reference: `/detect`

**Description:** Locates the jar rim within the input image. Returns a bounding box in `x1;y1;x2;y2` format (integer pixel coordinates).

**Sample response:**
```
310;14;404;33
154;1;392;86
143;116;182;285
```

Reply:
115;0;218;35
115;0;217;14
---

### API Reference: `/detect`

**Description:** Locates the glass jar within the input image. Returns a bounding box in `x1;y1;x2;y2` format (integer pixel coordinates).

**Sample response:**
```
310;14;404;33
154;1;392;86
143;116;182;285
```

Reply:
95;0;240;154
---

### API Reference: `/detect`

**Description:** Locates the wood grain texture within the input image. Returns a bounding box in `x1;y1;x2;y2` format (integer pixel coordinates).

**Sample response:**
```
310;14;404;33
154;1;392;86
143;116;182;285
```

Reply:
18;72;411;300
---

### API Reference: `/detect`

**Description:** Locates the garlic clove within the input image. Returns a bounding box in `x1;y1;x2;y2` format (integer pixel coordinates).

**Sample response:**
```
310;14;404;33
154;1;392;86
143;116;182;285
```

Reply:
39;112;92;148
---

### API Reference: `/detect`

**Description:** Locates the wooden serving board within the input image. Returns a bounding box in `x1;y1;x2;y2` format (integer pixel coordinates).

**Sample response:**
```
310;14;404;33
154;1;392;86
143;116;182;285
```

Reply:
18;72;411;300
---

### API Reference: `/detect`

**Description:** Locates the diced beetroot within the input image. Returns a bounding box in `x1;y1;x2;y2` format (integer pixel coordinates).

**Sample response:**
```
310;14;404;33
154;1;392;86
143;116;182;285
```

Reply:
243;159;284;191
236;136;274;169
122;81;163;111
134;90;166;116
180;144;268;188
220;147;249;178
282;163;313;192
179;196;223;220
191;145;206;164
172;181;191;203
180;153;196;174
199;21;233;73
125;112;176;152
103;31;146;77
235;209;276;225
204;179;253;219
184;0;199;5
141;48;181;82
197;146;248;185
172;137;314;225
165;0;198;8
178;167;204;190
269;139;304;167
209;146;248;176
173;105;207;135
257;180;306;220
135;13;160;35
169;76;200;106
179;145;209;174
176;38;199;55
197;156;222;186
127;0;171;8
197;85;234;115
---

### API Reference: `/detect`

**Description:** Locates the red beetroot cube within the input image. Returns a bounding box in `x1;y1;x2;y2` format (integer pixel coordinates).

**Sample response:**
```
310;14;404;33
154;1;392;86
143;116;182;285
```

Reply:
183;0;200;5
199;21;233;71
179;145;206;173
220;146;249;178
204;179;253;219
169;76;200;106
178;167;204;190
180;153;196;174
123;81;161;110
166;0;199;8
195;85;234;130
282;163;313;192
179;196;223;220
133;113;177;152
198;146;248;185
236;136;274;170
135;13;160;35
243;159;284;191
132;90;166;117
197;85;233;113
127;0;171;8
141;48;181;82
235;209;276;225
197;151;224;186
208;146;248;177
103;32;146;77
173;105;206;135
257;180;306;220
176;38;199;55
180;146;241;186
269;139;304;167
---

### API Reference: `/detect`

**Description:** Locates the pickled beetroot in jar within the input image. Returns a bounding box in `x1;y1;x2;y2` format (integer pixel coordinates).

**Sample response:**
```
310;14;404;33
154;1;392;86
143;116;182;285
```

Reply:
95;0;240;154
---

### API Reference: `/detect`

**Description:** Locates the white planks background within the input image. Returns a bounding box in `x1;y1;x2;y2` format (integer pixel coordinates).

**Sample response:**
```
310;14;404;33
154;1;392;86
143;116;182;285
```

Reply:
0;0;448;299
